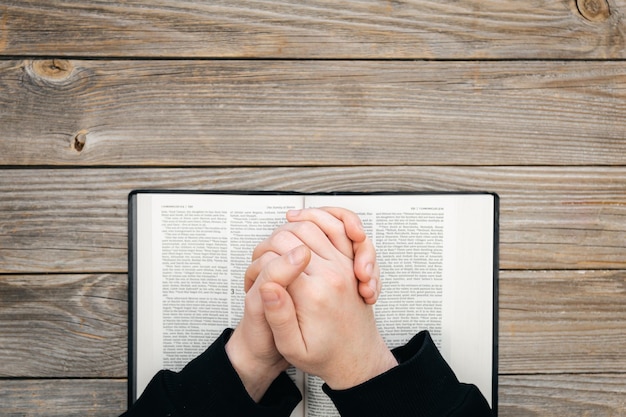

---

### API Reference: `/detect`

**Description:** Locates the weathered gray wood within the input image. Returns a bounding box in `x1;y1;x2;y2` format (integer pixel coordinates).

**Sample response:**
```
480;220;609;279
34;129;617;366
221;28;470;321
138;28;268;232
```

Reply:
0;378;127;417
1;59;625;166
2;2;624;413
1;1;624;59
1;373;625;416
499;269;626;374
1;268;624;378
0;274;127;377
1;167;624;273
498;373;626;416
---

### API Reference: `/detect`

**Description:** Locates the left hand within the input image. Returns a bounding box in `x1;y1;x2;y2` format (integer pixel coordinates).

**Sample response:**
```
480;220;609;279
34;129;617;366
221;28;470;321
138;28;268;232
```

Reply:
225;245;311;401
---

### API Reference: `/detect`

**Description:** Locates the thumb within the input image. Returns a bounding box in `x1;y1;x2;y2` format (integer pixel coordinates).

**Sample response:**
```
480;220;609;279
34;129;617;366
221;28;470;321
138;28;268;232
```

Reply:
261;282;305;360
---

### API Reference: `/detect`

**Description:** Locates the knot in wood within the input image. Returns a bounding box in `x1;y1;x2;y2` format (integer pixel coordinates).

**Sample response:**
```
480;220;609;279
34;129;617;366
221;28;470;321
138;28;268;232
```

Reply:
576;0;611;22
22;59;85;93
31;59;74;81
72;129;89;153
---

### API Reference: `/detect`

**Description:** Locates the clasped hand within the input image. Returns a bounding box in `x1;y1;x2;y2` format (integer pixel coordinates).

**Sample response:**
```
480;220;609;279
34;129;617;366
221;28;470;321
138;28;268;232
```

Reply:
225;207;396;401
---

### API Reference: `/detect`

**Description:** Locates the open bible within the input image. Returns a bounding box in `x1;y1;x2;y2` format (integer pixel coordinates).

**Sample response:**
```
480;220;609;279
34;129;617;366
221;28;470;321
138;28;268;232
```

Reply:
128;191;499;415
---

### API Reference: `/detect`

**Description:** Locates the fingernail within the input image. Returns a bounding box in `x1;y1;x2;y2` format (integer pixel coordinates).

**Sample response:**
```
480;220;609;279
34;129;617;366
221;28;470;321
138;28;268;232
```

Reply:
368;278;377;294
261;288;280;306
287;209;301;218
365;263;374;277
288;245;307;265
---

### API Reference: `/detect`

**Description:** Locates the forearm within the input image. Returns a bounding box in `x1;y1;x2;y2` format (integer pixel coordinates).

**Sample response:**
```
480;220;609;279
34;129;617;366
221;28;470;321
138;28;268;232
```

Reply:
121;329;301;417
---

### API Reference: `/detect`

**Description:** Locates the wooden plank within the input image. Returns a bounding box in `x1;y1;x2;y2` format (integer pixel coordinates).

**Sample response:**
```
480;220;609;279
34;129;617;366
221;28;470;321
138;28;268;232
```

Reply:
1;271;624;378
1;59;625;166
499;270;626;374
1;374;625;416
499;374;626;416
1;1;624;59
0;274;127;377
1;167;624;273
0;373;625;416
0;378;127;416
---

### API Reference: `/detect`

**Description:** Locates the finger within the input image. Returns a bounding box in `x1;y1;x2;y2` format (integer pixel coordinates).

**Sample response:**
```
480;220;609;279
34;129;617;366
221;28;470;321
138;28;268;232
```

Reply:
352;237;380;304
244;251;279;293
315;207;367;243
253;222;345;261
358;275;381;305
358;281;375;305
352;236;378;283
293;206;377;286
251;228;304;262
371;262;382;303
254;245;311;289
260;282;306;360
353;237;380;304
245;247;327;293
357;262;381;304
286;208;355;259
290;207;380;304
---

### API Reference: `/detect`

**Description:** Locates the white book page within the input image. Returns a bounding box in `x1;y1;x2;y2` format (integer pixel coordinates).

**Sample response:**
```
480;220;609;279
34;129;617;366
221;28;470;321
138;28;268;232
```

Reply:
134;193;303;399
305;194;495;406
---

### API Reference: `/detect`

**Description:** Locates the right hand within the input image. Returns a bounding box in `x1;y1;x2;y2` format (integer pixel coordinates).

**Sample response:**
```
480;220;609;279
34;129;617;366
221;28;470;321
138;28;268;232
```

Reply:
258;224;397;390
286;207;381;304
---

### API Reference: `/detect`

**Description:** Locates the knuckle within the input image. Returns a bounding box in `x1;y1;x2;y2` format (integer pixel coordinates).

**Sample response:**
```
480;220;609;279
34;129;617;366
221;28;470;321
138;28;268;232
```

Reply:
290;220;316;234
327;272;348;292
269;229;302;252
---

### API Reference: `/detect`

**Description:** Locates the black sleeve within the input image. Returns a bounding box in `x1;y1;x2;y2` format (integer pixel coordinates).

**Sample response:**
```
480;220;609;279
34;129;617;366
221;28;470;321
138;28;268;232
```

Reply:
323;331;493;417
121;328;302;417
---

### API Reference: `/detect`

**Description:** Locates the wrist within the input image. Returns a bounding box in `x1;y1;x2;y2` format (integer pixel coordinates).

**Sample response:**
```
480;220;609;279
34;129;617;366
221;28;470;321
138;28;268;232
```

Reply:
324;337;398;390
225;327;288;402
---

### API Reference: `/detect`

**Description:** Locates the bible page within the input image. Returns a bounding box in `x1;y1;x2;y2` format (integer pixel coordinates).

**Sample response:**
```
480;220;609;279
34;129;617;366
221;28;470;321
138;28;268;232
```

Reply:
305;193;495;407
133;192;303;400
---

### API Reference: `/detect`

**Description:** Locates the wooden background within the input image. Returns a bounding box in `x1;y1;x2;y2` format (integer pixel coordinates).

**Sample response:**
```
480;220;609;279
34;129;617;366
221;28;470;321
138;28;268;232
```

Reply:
1;0;625;415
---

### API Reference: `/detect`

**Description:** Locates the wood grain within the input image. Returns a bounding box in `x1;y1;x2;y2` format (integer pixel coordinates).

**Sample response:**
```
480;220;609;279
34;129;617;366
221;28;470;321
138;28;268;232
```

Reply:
1;374;624;417
0;378;127;417
498;374;626;417
0;274;127;377
2;1;624;413
1;273;624;378
1;1;624;59
2;374;625;416
1;167;624;273
499;270;626;374
1;59;625;166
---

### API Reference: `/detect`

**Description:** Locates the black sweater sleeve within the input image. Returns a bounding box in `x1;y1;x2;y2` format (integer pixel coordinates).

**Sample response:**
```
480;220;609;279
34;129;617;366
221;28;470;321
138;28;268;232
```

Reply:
121;328;302;417
123;329;492;417
323;331;493;417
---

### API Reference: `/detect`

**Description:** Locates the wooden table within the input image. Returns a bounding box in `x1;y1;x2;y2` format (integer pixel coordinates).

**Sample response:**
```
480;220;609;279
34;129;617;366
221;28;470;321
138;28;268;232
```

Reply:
1;1;625;415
